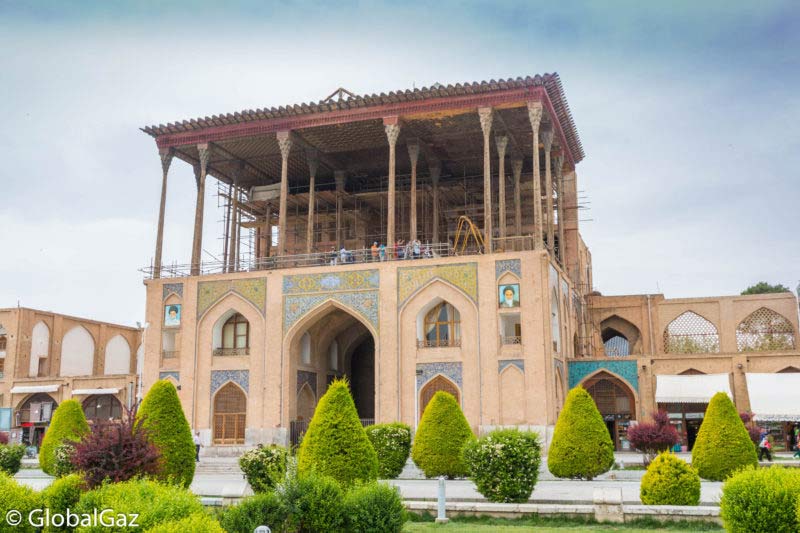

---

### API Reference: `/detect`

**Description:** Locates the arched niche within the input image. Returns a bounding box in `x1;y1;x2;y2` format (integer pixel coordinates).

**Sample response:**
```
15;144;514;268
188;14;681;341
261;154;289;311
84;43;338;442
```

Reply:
663;311;719;354
417;299;462;348
83;394;123;421
736;307;796;352
103;334;131;375
296;382;316;422
419;374;460;422
581;370;637;450
30;321;50;378
211;309;251;356
550;288;561;353
328;340;338;371
213;382;247;445
600;315;641;356
300;332;312;365
60;326;95;377
499;366;525;424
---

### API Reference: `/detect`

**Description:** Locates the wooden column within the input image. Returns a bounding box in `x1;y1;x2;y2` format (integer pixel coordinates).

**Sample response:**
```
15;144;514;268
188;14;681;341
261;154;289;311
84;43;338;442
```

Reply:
276;131;292;256
190;143;211;275
542;129;555;256
384;120;401;255
335;170;346;250
153;148;173;279
430;165;441;244
408;142;420;242
478;107;493;252
227;162;243;272
495;136;508;242
264;203;272;258
527;102;543;249
512;158;523;236
306;150;319;254
554;154;566;265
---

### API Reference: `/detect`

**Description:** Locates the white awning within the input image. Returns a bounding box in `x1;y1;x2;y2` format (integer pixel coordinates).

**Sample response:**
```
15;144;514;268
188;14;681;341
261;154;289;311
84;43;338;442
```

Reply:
10;385;60;394
71;388;120;396
746;373;800;422
655;374;732;404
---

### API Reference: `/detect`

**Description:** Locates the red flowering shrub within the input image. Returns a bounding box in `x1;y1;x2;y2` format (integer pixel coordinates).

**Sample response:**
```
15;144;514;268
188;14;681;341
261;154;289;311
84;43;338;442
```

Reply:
739;412;760;447
0;433;9;445
71;404;161;488
628;411;679;465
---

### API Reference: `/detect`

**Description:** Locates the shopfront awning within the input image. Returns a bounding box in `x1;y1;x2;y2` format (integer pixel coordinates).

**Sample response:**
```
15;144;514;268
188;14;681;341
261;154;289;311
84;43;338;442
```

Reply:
9;385;60;394
655;374;732;404
746;373;800;422
71;388;120;396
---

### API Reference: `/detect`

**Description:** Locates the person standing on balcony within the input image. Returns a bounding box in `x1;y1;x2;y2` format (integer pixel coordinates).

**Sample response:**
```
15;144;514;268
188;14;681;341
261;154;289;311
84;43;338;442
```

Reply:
413;239;421;259
379;243;386;261
371;242;379;262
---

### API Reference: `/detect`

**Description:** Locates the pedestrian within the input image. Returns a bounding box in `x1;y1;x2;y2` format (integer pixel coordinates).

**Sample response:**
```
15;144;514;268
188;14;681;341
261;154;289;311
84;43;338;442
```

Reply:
413;239;421;259
371;241;379;262
329;247;337;266
379;243;386;261
396;240;404;259
758;432;772;462
340;246;348;265
193;432;202;462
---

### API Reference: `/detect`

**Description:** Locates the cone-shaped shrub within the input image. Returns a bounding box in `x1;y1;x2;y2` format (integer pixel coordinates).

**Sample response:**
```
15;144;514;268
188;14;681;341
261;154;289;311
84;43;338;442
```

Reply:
297;378;378;487
691;392;757;481
548;387;614;480
640;452;700;506
40;399;89;475
137;380;196;487
411;391;474;478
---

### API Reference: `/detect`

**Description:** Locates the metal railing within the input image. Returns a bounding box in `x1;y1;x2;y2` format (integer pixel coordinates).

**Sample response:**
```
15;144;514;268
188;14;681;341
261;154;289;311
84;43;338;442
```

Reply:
161;350;178;359
501;335;522;345
492;235;535;252
417;338;462;348
290;417;375;446
213;347;250;357
144;242;462;279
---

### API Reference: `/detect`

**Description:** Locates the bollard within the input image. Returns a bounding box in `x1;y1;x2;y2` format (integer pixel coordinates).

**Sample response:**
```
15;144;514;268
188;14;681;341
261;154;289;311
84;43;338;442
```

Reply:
436;475;449;524
254;526;271;533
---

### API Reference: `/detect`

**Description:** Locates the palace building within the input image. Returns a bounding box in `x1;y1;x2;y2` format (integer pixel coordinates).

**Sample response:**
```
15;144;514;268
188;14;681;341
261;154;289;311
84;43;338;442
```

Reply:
135;74;800;455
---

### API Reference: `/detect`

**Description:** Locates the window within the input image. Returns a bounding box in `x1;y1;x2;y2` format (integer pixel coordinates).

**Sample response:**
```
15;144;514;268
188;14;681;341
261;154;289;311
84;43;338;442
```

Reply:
83;395;123;421
215;313;249;356
301;332;311;365
328;341;338;371
663;311;719;354
0;358;4;378
421;302;461;348
736;307;795;352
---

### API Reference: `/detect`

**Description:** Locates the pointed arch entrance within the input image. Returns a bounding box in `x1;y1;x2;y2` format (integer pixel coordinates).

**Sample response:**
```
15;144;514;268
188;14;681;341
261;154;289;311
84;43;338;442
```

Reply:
419;375;460;421
213;382;247;445
285;301;377;445
583;371;636;451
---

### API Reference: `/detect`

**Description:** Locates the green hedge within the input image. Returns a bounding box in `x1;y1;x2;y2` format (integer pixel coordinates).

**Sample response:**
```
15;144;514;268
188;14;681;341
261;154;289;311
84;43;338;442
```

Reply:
144;512;224;533
297;379;378;487
691;392;757;481
548;387;614;480
0;444;26;475
219;491;288;533
462;429;542;503
41;474;85;532
343;482;406;533
40;399;89;476
0;474;41;533
365;423;412;479
282;472;346;533
639;452;700;506
721;466;800;532
239;445;289;493
138;380;196;487
52;443;76;478
74;478;204;533
411;391;474;478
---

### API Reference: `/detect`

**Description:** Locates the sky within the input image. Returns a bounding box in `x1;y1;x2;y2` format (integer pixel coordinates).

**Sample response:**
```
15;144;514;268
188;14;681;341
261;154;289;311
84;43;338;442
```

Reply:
1;0;798;326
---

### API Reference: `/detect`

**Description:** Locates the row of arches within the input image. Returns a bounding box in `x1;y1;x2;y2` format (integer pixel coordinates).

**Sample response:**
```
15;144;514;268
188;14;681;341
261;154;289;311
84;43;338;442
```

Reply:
601;307;796;356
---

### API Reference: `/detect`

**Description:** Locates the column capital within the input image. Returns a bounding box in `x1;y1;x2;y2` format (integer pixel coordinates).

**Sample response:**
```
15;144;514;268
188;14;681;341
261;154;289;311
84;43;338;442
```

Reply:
305;148;319;177
407;142;420;164
334;170;346;190
159;148;174;174
541;129;554;152
384;123;401;146
511;158;523;176
197;143;212;169
495;135;508;157
478;107;493;137
276;131;293;159
527;101;543;130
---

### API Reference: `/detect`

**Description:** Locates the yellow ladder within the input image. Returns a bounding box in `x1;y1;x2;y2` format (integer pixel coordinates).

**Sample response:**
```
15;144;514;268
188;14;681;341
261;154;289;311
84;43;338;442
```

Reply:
453;215;485;255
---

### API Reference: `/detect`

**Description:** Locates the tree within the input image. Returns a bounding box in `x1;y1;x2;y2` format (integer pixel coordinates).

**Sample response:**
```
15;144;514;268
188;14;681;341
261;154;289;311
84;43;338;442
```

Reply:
71;404;161;488
739;412;760;448
137;380;196;487
39;399;89;475
691;392;757;481
411;391;475;478
627;411;679;465
548;387;614;480
741;282;790;295
297;378;378;487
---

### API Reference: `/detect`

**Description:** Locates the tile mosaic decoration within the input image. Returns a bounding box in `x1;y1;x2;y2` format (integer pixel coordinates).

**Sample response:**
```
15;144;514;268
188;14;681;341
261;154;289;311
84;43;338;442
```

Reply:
498;359;524;373
398;263;478;306
297;370;317;396
416;362;463;391
159;371;179;382
211;369;249;395
568;360;638;392
197;278;266;318
284;291;379;333
162;283;183;300
495;259;521;280
283;270;379;294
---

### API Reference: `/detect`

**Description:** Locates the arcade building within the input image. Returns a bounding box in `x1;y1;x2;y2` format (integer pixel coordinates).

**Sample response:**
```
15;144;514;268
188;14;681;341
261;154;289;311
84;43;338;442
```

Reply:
136;74;800;454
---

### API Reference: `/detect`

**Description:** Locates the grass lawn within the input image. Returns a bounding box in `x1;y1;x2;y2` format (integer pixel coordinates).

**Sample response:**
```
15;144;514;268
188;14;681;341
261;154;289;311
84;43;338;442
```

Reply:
404;516;722;532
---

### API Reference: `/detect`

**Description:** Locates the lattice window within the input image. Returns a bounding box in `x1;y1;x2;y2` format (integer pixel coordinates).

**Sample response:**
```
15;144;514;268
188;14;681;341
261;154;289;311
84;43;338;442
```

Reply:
419;375;459;419
213;383;246;445
663;311;719;353
736;308;795;352
585;377;633;415
604;336;630;357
